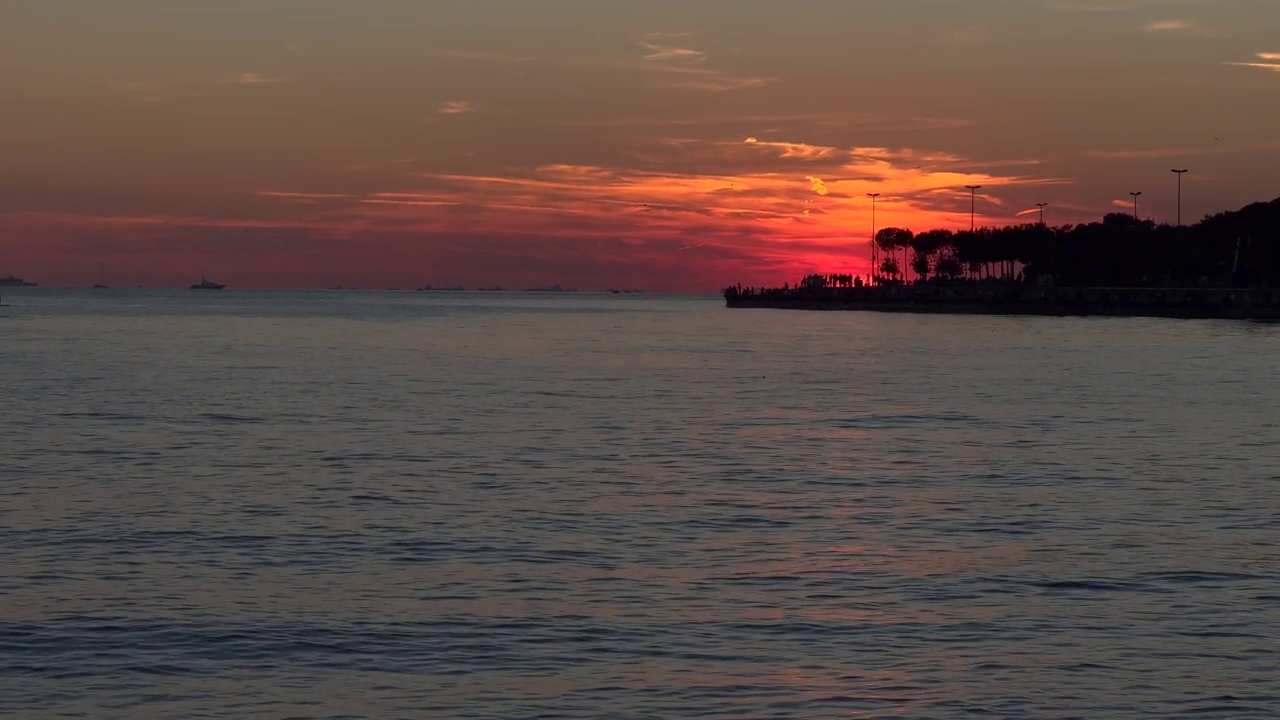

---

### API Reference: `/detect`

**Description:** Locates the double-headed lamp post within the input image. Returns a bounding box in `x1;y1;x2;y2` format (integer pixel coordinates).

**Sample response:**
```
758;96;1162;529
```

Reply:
867;192;880;284
1129;191;1142;221
1171;169;1188;226
1035;202;1048;225
965;185;982;231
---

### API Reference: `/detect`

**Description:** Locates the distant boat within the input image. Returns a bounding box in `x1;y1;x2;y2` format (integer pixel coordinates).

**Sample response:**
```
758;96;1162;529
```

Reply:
189;275;225;290
0;274;36;287
523;283;577;292
92;264;108;289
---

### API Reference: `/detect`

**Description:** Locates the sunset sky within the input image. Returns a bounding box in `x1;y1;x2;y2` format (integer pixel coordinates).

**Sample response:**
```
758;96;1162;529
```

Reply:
3;0;1279;291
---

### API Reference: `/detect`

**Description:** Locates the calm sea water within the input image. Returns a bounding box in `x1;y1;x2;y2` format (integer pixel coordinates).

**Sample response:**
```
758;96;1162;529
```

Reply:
2;289;1277;719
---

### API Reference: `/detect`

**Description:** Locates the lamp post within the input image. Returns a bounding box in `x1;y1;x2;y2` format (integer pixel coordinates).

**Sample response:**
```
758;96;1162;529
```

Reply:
1035;202;1048;226
965;185;982;232
1129;191;1142;220
1171;169;1188;226
867;192;880;284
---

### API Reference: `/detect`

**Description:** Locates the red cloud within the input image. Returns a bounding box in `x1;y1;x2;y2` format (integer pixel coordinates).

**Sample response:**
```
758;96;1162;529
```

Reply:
4;136;1066;290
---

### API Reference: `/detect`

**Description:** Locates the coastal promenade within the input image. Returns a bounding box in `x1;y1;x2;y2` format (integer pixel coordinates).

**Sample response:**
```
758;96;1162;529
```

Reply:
724;283;1280;320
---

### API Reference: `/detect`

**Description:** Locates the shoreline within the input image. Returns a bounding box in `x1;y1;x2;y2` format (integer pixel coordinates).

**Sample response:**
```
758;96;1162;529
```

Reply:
724;284;1280;320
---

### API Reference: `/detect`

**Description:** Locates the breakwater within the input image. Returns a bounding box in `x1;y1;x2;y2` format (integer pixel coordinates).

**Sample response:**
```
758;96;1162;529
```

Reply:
724;283;1280;320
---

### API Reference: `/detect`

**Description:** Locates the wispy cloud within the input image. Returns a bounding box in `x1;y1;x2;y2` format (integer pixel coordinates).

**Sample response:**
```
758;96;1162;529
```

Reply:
732;137;841;161
1225;52;1280;74
1081;138;1280;159
257;191;353;202
641;42;706;63
1043;0;1181;11
361;192;460;208
437;100;476;115
16;130;1072;289
436;49;538;63
564;112;973;132
217;72;289;85
1143;17;1222;37
111;79;189;103
1229;62;1280;73
1145;18;1193;32
1083;146;1206;160
113;71;289;101
639;32;776;92
255;136;1064;253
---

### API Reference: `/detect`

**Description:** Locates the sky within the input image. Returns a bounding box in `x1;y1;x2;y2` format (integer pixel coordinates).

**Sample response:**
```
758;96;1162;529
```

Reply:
2;0;1279;291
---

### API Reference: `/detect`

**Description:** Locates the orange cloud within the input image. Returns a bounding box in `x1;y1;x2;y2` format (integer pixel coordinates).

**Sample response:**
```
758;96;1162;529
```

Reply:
239;135;1065;285
7;133;1070;291
1225;52;1280;74
437;100;476;115
738;138;840;161
1146;19;1189;31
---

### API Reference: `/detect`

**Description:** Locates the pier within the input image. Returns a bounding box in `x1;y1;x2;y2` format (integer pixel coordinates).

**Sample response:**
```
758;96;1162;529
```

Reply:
725;281;1280;320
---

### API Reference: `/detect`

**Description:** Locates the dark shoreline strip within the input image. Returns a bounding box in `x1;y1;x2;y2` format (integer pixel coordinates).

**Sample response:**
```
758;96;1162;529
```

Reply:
724;285;1280;320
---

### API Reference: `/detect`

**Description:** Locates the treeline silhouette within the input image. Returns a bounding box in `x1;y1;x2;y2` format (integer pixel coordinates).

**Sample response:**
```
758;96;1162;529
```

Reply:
868;196;1280;287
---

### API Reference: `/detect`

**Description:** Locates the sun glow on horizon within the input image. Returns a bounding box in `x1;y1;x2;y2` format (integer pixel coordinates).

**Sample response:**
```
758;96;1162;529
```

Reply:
2;1;1278;289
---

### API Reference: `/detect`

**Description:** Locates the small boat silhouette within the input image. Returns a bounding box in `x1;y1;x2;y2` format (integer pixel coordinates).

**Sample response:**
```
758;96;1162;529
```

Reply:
189;275;226;290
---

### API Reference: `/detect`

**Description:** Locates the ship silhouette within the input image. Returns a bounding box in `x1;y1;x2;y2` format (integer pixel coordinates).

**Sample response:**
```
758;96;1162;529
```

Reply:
189;275;225;290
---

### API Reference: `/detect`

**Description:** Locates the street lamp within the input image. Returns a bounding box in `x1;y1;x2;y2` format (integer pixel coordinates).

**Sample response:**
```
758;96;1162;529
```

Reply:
1171;169;1188;226
1035;202;1048;225
965;185;982;232
1129;191;1142;220
867;192;880;284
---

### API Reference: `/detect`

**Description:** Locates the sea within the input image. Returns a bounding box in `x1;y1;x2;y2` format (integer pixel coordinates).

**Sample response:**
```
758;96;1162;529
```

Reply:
2;289;1277;719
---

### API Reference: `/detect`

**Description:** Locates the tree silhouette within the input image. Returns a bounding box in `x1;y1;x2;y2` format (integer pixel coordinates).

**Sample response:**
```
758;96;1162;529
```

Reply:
878;257;901;283
934;253;963;281
735;197;1280;298
855;197;1280;288
909;229;951;280
875;227;914;282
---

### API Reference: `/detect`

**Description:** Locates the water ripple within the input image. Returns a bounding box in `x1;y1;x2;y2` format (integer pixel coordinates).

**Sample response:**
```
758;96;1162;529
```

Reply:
1;291;1278;718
